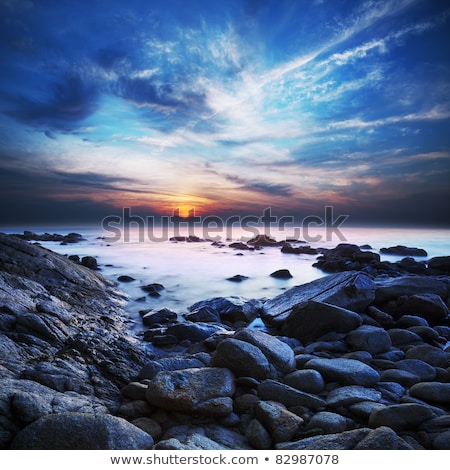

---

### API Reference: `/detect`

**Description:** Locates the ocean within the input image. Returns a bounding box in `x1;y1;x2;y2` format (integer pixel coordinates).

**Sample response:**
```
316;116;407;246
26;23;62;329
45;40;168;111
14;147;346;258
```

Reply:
3;225;450;333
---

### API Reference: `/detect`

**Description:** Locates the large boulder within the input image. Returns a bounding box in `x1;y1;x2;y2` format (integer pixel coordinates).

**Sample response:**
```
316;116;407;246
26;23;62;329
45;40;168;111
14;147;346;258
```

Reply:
262;271;375;326
11;412;153;449
397;294;450;325
145;368;235;416
374;275;450;304
281;301;362;344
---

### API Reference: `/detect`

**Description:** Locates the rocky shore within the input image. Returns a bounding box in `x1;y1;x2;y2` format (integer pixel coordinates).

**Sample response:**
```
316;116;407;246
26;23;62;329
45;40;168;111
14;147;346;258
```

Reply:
1;232;449;450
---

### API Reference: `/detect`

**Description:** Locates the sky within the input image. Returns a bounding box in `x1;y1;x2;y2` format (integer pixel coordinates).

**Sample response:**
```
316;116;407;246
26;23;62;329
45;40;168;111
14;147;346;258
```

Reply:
0;0;449;227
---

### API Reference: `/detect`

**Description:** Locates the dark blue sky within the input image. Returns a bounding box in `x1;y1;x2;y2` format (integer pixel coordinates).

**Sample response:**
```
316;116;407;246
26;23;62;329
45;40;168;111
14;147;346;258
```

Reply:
0;0;449;226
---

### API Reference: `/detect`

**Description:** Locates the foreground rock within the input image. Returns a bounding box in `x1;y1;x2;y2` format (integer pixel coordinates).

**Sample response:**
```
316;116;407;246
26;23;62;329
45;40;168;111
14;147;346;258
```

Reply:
0;233;156;448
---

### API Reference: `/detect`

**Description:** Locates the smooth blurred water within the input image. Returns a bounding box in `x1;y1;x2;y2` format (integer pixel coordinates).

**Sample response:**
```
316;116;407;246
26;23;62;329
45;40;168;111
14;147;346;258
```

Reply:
3;225;450;330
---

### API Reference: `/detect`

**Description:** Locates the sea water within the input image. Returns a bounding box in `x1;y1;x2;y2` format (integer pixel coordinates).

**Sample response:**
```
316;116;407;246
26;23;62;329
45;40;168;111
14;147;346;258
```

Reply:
3;225;450;331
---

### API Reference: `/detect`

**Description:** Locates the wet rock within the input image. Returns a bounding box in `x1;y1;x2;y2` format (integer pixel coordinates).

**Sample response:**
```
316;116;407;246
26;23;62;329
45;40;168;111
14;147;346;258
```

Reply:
428;256;450;273
262;271;375;326
409;382;450;406
184;306;221;323
145;368;235;417
368;403;437;431
270;269;293;279
304;358;380;386
313;243;380;273
247;235;283;247
380;245;428;256
346;325;392;354
281;301;362;344
189;297;262;326
117;275;135;282
141;308;178;327
81;256;98;270
211;338;272;379
11;412;153;450
281;244;318;255
141;283;165;297
226;274;249;282
165;322;226;343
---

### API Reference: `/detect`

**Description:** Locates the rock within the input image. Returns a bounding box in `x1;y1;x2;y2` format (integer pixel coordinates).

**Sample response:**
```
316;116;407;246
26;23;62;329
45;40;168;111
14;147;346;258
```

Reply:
257;379;326;409
165;322;226;342
255;400;304;443
304;411;350;434
353;426;400;449
348;401;386;420
365;306;396;328
262;271;375;326
270;269;293;279
81;256;98;270
375;382;405;402
188;297;262;326
131;417;162;440
398;294;450;325
281;301;362;344
428;256;450;273
395;359;437;382
11;412;153;449
282;370;325;394
432;430;450;450
141;308;177;326
346;325;392;354
121;382;148;401
368;403;437;431
396;315;429;328
281;244;318;255
326;386;382;408
405;344;449;368
388;328;423;347
380;245;427;256
304;358;380;386
117;275;135;282
233;328;295;374
138;357;206;380
145;368;235;417
408;326;440;342
374;275;450;304
210;338;272;379
245;419;272;449
313;243;380;273
229;242;253;250
379;369;420;387
247;235;283;247
275;428;371;450
184;306;221;323
141;283;165;296
409;382;450;406
226;274;249;282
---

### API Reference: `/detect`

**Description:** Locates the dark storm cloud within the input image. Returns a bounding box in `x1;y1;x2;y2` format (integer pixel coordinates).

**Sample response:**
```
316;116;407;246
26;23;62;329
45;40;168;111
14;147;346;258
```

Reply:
6;73;99;131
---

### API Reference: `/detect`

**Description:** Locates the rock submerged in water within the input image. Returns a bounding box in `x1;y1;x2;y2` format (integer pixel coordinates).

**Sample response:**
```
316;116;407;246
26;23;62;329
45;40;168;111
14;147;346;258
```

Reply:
1;232;450;450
